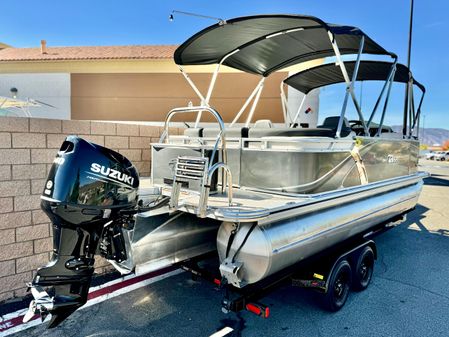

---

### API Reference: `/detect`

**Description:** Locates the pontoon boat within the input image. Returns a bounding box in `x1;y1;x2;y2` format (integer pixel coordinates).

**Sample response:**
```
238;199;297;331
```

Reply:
24;14;427;327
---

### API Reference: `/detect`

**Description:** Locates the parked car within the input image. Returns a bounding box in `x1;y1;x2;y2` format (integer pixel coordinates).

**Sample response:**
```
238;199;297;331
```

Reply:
434;151;449;161
425;151;437;160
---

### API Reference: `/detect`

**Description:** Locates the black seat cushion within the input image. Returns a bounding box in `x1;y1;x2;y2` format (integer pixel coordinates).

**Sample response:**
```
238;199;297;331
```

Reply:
202;127;249;138
317;116;352;137
249;127;342;138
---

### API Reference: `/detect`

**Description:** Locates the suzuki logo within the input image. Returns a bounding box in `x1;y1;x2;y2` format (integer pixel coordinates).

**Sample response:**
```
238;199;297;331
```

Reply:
90;163;134;186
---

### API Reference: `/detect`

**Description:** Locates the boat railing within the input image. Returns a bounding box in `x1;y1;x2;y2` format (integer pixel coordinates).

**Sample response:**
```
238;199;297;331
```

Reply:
160;106;228;166
198;162;233;217
162;106;234;217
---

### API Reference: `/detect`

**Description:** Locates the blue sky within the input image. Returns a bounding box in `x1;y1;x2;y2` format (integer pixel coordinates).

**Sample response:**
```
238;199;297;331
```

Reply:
1;0;448;128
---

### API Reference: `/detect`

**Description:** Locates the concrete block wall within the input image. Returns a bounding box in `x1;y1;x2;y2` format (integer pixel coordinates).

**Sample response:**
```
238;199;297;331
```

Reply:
0;116;178;302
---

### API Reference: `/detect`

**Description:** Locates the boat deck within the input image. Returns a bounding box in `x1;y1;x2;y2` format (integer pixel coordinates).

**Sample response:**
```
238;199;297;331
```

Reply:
158;172;428;223
160;185;306;222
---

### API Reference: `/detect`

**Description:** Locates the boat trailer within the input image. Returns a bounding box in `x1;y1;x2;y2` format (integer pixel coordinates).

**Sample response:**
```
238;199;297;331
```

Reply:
179;215;405;318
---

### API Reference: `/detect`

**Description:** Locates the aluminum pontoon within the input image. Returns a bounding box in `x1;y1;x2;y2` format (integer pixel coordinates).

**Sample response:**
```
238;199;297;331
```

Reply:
24;14;427;327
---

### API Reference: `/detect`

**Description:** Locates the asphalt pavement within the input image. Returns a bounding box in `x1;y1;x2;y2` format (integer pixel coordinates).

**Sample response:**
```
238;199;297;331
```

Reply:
12;160;449;337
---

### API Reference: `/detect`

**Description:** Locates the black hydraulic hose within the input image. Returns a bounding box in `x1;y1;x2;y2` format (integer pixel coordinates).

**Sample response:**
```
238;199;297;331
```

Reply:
140;195;170;211
119;196;170;215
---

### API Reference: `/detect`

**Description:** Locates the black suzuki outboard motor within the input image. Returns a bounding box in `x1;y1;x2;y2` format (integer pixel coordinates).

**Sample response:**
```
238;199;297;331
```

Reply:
24;136;139;327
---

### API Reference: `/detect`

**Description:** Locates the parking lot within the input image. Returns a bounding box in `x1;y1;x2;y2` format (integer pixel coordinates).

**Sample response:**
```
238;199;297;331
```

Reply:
12;160;449;337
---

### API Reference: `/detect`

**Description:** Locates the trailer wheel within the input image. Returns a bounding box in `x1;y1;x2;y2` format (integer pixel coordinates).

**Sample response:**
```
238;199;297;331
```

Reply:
322;260;352;311
353;246;374;291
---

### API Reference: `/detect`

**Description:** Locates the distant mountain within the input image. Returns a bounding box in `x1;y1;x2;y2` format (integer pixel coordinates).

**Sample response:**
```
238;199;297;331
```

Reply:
391;126;449;146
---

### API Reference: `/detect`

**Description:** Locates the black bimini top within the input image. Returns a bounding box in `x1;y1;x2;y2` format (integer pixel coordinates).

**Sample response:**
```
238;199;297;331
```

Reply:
174;14;395;77
284;61;425;94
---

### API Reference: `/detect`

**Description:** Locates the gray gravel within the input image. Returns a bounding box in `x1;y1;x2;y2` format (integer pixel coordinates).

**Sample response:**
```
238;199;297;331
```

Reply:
13;160;449;337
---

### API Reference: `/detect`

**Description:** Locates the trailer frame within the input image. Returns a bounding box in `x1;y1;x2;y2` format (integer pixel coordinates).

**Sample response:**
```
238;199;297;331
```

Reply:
180;212;408;318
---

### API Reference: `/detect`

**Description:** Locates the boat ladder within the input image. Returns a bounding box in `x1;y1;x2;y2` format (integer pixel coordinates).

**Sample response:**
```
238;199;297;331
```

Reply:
170;156;233;217
162;106;233;217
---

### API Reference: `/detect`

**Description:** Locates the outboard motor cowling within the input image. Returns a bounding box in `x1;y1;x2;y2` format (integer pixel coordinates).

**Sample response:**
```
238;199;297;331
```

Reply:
24;136;139;327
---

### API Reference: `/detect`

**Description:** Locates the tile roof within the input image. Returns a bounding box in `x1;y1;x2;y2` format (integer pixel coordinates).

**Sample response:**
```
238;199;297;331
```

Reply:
0;45;178;61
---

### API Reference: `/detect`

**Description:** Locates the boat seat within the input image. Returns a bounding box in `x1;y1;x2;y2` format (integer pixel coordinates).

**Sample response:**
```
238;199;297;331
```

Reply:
202;127;249;138
248;127;337;138
248;116;352;138
183;128;203;137
202;119;271;138
253;119;273;128
317;116;352;137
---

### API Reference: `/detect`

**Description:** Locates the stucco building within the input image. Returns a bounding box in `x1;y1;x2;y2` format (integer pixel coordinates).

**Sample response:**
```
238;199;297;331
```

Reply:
0;41;319;124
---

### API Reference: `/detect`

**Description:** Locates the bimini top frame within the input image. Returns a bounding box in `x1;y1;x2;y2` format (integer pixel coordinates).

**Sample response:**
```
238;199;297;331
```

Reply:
283;61;425;138
173;14;396;130
284;61;425;94
174;14;395;76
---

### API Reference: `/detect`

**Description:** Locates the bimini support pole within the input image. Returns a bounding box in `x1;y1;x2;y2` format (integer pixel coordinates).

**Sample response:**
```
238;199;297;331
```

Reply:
408;84;415;136
290;95;306;128
328;32;368;137
415;108;421;139
367;62;397;130
179;65;206;104
347;36;368;136
376;72;395;137
230;77;265;127
245;77;265;127
280;82;291;127
194;49;240;128
410;88;425;135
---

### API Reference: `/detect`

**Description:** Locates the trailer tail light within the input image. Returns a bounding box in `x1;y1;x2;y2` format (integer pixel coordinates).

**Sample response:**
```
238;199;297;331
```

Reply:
245;303;270;318
246;303;261;315
264;306;270;318
213;278;221;286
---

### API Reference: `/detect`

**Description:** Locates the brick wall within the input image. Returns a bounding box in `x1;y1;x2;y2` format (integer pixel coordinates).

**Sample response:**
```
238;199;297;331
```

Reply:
0;116;175;302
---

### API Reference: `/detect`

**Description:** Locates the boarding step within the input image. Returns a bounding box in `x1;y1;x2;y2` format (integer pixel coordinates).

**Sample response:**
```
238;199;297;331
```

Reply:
170;156;210;214
175;156;209;181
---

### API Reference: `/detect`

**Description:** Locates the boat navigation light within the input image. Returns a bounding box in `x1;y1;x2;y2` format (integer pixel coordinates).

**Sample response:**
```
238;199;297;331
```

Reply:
168;10;226;25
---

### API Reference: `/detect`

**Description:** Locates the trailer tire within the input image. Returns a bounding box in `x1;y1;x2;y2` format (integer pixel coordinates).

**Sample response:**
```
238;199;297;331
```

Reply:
322;259;352;312
352;246;374;291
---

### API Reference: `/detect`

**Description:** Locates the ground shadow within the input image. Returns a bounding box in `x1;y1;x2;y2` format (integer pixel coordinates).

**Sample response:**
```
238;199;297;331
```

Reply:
382;202;449;241
402;204;430;232
423;176;449;187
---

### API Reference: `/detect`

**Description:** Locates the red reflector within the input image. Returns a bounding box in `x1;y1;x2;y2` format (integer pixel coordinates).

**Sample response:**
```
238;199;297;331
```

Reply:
246;303;262;316
264;307;270;318
213;278;221;286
